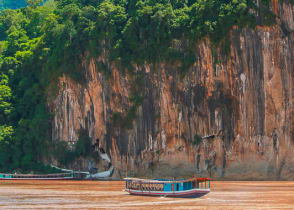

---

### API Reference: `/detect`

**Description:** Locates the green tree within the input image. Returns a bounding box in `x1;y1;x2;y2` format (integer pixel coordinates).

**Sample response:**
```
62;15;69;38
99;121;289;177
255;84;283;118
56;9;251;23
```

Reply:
0;73;12;123
75;129;92;158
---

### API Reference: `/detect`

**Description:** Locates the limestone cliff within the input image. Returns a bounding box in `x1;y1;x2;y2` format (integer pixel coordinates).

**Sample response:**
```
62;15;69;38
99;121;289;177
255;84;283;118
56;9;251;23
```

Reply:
50;0;294;180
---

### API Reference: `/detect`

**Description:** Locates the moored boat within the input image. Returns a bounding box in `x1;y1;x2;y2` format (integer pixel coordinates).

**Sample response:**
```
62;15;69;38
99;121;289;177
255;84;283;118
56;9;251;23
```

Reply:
0;172;74;180
124;177;212;198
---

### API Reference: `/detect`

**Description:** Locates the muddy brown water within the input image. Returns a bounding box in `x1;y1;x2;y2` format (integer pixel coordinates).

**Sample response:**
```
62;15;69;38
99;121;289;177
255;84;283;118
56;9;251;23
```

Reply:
0;180;293;209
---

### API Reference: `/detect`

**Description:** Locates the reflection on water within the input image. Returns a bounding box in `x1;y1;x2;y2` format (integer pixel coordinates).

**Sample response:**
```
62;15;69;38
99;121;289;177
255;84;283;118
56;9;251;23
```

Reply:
0;180;294;209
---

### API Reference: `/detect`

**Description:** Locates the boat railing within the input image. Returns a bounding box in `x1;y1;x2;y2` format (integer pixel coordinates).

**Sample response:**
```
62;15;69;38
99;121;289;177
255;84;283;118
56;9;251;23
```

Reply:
197;179;212;190
125;177;213;192
127;181;164;191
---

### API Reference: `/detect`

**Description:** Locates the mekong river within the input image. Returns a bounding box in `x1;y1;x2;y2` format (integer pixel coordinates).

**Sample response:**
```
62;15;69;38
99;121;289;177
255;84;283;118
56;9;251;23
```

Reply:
0;180;293;209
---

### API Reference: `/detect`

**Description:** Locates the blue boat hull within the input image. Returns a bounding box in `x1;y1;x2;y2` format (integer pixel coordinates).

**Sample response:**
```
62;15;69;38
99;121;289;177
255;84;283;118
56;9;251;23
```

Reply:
126;188;210;198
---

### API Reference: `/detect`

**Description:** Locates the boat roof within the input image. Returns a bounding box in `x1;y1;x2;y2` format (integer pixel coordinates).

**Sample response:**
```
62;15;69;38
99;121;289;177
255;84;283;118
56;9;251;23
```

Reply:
124;177;213;184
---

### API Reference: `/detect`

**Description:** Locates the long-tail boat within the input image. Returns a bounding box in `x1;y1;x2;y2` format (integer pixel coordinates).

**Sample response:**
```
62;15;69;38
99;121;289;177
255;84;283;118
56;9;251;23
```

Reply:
0;173;74;180
124;177;212;198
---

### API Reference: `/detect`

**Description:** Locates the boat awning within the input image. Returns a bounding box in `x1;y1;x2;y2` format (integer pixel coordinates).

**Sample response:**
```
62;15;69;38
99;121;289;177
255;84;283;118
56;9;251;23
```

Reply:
124;177;213;184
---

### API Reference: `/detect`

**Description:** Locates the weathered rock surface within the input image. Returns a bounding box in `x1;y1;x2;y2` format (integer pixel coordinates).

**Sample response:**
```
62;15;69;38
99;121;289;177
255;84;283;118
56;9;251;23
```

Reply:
50;0;294;180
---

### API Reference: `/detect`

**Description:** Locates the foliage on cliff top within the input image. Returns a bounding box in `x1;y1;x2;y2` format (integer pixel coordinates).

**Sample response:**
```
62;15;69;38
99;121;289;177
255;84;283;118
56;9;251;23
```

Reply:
0;0;276;172
44;0;265;71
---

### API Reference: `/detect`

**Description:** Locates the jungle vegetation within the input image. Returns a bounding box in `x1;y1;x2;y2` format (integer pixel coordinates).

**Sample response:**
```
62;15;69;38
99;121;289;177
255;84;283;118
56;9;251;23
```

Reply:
0;0;275;172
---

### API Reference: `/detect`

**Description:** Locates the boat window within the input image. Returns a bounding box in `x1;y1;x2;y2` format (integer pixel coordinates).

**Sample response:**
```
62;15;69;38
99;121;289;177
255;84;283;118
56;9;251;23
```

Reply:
176;184;179;191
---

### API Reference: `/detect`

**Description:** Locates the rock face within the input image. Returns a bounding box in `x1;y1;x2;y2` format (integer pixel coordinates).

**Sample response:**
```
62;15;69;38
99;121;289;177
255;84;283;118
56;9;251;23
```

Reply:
50;1;294;180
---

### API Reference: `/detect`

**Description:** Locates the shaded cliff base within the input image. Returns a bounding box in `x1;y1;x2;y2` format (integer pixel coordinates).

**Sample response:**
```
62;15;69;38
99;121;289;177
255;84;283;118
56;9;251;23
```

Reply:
114;158;294;181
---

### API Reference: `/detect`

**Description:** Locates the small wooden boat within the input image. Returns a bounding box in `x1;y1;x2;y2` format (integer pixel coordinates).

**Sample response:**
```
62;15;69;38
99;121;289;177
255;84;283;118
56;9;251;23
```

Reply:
124;177;212;198
0;172;74;180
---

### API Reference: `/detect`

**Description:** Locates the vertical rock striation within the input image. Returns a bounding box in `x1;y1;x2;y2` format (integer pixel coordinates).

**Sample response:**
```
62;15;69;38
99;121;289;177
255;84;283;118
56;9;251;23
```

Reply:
50;1;294;179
